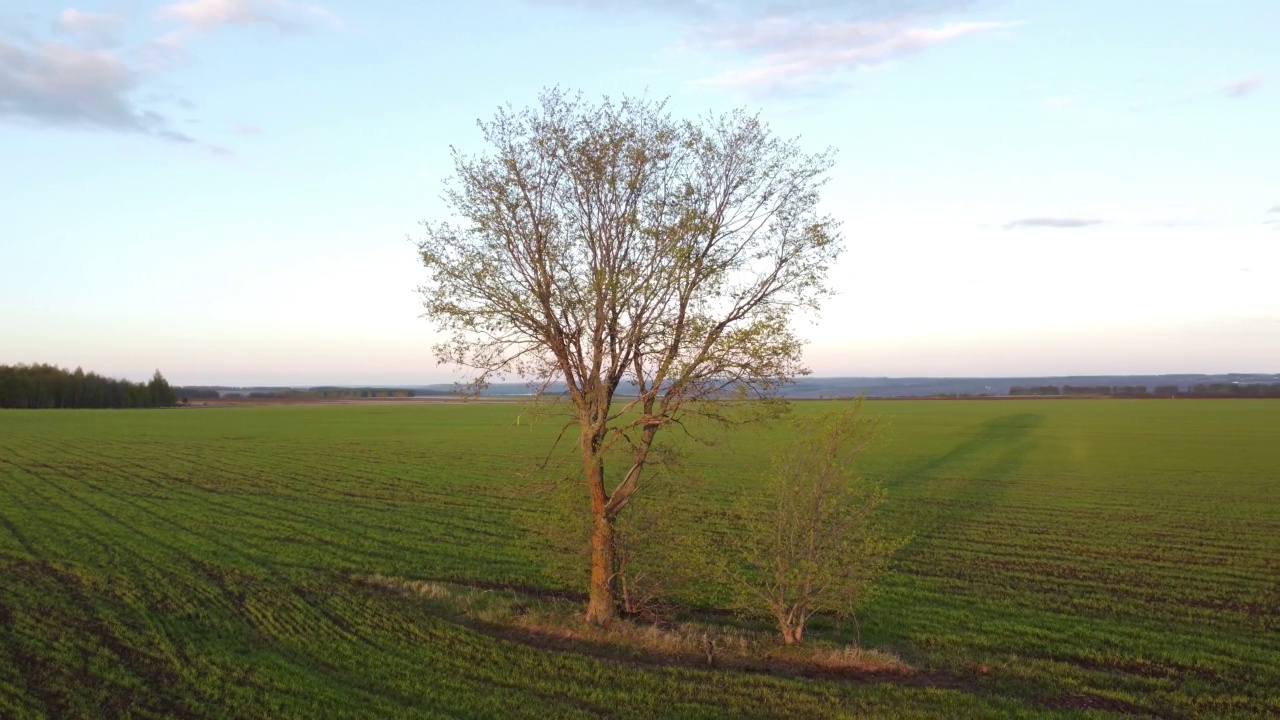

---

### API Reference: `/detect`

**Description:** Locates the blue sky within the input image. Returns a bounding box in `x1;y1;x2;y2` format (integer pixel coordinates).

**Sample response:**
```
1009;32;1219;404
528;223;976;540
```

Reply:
1;0;1277;385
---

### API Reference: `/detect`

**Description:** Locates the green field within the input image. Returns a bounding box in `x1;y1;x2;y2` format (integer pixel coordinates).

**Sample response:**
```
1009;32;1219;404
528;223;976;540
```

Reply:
1;400;1277;718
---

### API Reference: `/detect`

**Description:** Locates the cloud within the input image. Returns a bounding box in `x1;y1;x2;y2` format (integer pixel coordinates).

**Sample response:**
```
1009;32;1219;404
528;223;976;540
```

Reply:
54;9;123;46
529;0;1013;96
532;0;977;19
2;4;330;150
157;0;336;33
0;34;197;142
1003;217;1103;230
1269;205;1280;213
1145;218;1210;229
696;18;1016;93
1219;75;1263;98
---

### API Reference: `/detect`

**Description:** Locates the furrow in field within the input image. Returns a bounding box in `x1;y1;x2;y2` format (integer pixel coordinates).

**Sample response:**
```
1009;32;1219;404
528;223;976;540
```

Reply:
0;442;259;626
38;439;378;565
3;446;410;702
115;438;522;524
73;464;531;576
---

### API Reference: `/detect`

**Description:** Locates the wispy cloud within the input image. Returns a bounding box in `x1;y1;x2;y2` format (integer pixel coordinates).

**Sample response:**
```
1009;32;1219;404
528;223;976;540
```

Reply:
157;0;336;34
1219;75;1263;98
152;0;337;61
54;9;123;47
1144;218;1211;229
531;0;980;20
1003;217;1103;230
696;18;1017;94
530;0;1016;96
1041;95;1076;110
1269;205;1280;213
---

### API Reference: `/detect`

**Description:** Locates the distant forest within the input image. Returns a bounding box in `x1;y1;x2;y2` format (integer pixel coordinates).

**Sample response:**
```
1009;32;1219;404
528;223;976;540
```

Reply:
174;387;432;400
1009;383;1280;398
238;388;421;399
0;364;177;409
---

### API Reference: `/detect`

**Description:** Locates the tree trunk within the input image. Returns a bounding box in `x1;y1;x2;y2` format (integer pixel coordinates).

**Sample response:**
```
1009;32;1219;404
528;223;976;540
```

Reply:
778;616;804;645
583;439;617;625
585;512;617;625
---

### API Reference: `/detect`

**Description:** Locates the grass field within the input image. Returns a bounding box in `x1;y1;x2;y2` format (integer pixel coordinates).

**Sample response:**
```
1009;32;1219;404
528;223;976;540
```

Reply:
1;400;1277;718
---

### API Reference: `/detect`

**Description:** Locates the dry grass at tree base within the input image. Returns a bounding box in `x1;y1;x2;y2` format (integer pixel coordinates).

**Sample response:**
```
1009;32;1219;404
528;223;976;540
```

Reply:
359;574;912;677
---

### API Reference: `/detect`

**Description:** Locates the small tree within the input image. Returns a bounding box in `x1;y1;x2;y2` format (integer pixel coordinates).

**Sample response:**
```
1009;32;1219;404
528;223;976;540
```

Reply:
719;404;905;645
148;370;177;407
416;88;843;624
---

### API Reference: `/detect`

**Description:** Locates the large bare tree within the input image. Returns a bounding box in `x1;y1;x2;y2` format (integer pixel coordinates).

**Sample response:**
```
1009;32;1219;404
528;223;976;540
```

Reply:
416;89;843;624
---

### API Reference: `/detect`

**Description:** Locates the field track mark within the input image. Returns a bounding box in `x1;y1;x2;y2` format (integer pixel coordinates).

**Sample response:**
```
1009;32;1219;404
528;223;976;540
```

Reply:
191;440;521;505
115;439;509;516
14;440;286;577
0;557;203;719
70;455;355;556
184;562;385;667
5;447;203;560
1;446;266;625
293;589;389;652
0;510;38;559
1;478;237;626
149;443;527;547
39;438;526;578
0;448;42;559
0;453;141;557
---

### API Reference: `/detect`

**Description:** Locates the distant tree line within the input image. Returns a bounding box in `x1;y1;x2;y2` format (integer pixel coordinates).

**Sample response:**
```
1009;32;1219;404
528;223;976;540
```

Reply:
1181;383;1280;398
306;387;421;398
174;387;459;401
174;387;221;400
0;364;177;409
1009;383;1280;398
243;388;422;399
1009;385;1064;396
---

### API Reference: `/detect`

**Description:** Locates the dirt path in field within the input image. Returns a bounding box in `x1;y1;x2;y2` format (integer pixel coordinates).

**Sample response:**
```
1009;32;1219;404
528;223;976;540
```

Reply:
471;618;1145;715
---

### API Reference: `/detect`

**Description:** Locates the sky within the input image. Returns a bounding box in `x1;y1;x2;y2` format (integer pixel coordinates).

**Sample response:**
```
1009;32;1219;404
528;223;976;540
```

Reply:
1;0;1277;386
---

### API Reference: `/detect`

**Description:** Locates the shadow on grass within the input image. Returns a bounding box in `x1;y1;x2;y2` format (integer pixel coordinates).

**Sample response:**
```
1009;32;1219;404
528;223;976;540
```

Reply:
888;413;1044;535
897;413;1045;483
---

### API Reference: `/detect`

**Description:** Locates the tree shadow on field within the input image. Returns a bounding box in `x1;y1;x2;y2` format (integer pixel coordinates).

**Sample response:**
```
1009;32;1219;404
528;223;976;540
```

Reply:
890;413;1044;535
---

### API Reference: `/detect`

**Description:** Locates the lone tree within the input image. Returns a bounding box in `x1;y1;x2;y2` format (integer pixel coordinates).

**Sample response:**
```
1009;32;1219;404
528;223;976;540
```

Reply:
415;89;843;624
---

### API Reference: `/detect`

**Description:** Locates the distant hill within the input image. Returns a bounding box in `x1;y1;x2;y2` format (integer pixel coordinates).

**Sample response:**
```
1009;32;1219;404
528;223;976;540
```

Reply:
775;374;1280;398
174;386;451;399
175;374;1280;400
415;374;1280;399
